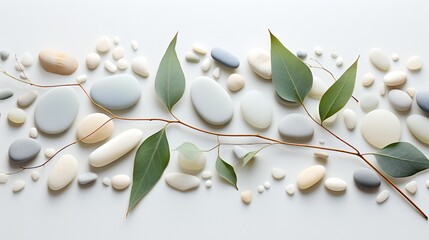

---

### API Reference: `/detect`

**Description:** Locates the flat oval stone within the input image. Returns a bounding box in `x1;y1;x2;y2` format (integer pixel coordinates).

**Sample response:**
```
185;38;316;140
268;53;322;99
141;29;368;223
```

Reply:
89;128;143;167
324;177;347;192
388;89;412;111
353;168;381;189
240;90;273;129
38;49;78;75
35;87;79;134
211;47;240;68
90;74;141;110
111;174;130;190
0;89;13;100
86;52;100;69
369;48;390;71
76;113;114;144
17;91;37;108
278;113;314;140
21;52;34;67
361;73;375;87
416;90;429;113
308;77;328;99
384;71;407;87
360;93;379;112
165;173;200;191
342;108;357;130
190;77;234;125
48;154;78;191
296;50;307;59
9;138;41;163
376;190;390;203
7;108;26;124
78;172;98;185
407;56;422;71
407;114;429;145
131;56;149;77
361;109;401;148
185;52;200;63
247;48;271;79
271;168;286;180
0;173;9;183
178;151;207;171
31;171;40;181
297;165;326;190
112;46;124;60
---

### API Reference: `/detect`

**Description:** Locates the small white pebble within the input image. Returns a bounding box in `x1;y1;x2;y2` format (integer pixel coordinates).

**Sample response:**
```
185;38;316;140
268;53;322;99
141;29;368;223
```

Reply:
131;40;139;51
20;52;34;67
44;148;56;158
257;185;265;193
361;73;375;87
12;180;25;192
314;46;323;56
336;57;343;67
113;36;120;45
0;173;9;183
201;57;212;72
117;59;128;70
86;52;101;70
407;56;423;71
192;43;208;55
233;146;248;159
319;139;325;145
379;83;386;96
201;171;212;180
331;51;338;59
425;180;429;189
264;181;271;189
15;62;25;71
185;52;200;63
102;177;111;186
76;74;87;84
212;67;220;79
227;73;245;92
31;171;40;181
406;87;416;98
29;127;38;138
285;184;296;195
104;60;117;73
241;190;252;204
205;180;212;188
271;168;286;180
376;190;390;203
112;46;125;60
405;181;417;194
391;53;399;61
20;72;27;79
314;151;329;159
96;36;112;53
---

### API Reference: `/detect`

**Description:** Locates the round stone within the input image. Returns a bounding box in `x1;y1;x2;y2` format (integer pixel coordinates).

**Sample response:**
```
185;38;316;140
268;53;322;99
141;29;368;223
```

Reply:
165;173;200;191
240;90;273;129
360;93;379;112
314;46;323;55
241;190;252;204
296;50;307;59
31;171;40;181
112;46;124;60
407;115;429;145
96;36;112;53
416;91;429;113
388;89;412;111
86;52;101;69
308;77;328;99
407;56;422;71
361;73;375;87
0;89;14;100
369;48;390;71
227;73;245;92
9;138;41;163
247;48;271;79
278;113;314;140
35;87;79;134
20;52;34;67
210;47;240;68
353;168;381;189
90;74;141;110
7;108;26;124
0;50;10;60
76;113;114;144
361;109;401;148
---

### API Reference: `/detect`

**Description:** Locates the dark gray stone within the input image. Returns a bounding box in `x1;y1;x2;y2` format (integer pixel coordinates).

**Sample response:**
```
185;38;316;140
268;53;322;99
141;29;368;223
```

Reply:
9;138;41;163
210;47;240;68
416;90;429;113
0;89;13;100
0;50;10;61
353;168;381;189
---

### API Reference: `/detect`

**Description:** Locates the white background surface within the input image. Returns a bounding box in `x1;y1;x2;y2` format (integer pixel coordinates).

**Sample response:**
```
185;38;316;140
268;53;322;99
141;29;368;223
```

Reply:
1;0;429;239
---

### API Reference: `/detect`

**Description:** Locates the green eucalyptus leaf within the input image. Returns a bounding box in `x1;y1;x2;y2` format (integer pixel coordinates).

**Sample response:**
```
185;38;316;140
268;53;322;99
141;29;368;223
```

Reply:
216;156;238;190
373;142;429;178
128;127;170;214
270;31;313;104
174;142;202;161
155;32;186;112
319;58;358;123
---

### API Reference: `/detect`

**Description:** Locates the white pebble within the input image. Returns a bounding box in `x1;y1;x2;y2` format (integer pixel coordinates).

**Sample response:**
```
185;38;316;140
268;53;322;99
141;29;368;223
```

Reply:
76;74;87;84
241;190;252;204
264;181;271;189
0;173;9;183
271;168;286;180
285;184;296;195
86;52;101;70
376;190;390;203
96;36;112;53
131;40;139;51
361;73;375;87
319;139;326;145
233;146;248;159
391;53;399;61
324;177;347;192
48;155;78;191
201;171;212;180
165;173;200;191
7;108;26;124
15;62;25;71
20;52;34;67
406;87;416;98
185;52;200;63
12;180;25;192
29;127;38;138
102;177;111;186
314;151;329;159
201;57;212;72
131;56;150;77
111;174;131;190
104;60;117;73
426;180;429;189
331;51;338;59
112;46;124;60
192;43;208;55
360;93;379;112
379;83;386;96
407;56;423;71
227;73;245;92
257;185;265;193
336;57;343;67
405;181;417;194
117;59;128;70
205;180;212;188
384;71;407;87
314;46;323;56
44;148;55;158
212;67;220;79
113;36;120;45
342;108;357;130
20;72;27;79
369;48;390;71
31;171;40;181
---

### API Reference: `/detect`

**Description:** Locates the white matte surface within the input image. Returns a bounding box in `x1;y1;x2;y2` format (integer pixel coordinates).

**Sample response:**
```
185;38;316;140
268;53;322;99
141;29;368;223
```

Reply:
1;0;429;239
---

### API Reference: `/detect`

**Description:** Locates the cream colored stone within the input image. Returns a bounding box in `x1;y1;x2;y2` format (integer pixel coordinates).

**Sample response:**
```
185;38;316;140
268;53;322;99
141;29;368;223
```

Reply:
39;49;78;75
48;154;78;191
76;113;114;144
131;56;149;77
407;56;422;71
86;52;100;70
111;174;130;190
96;36;112;53
297;165;326;190
227;73;245;92
362;73;375;87
324;177;347;192
241;190;252;204
12;180;25;192
7;108;26;124
112;46;124;60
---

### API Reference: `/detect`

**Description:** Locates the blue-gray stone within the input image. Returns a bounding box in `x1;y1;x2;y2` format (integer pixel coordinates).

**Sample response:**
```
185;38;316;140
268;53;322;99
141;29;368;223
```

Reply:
9;138;41;163
353;168;381;189
0;89;13;100
278;113;314;140
416;90;429;113
210;47;240;68
78;172;98;185
1;50;10;61
90;74;141;110
296;50;307;59
34;87;79;134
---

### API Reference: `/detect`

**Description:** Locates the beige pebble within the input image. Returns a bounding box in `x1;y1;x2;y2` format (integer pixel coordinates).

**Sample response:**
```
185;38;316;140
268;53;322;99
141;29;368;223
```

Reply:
39;49;78;75
7;108;26;124
407;56;422;71
241;190;252;204
112;46;124;60
376;190;390;203
406;87;416;98
185;52;200;63
361;73;375;87
117;59;128;70
29;127;38;138
76;74;87;84
131;56;150;77
314;151;329;159
111;174;131;190
192;43;208;55
76;113;114;144
391;53;399;61
104;60;117;73
297;165;326;190
86;52;101;70
44;148;56;158
0;173;9;183
31;171;40;181
96;36;112;53
12;180;25;192
227;73;245;92
48;154;78;191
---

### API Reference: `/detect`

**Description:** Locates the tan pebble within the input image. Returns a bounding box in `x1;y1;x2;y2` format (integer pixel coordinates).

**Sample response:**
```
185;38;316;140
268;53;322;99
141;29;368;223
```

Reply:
111;174;131;190
7;108;26;124
297;165;326;190
227;73;245;92
76;113;114;144
407;56;422;71
241;190;252;204
117;59;128;70
39;49;78;75
12;180;25;192
192;43;208;55
44;148;56;158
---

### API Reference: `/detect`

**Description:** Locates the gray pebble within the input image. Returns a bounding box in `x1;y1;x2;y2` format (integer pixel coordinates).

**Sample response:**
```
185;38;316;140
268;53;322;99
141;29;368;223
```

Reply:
278;113;314;140
353;168;381;189
416;90;429;113
0;89;14;100
210;47;240;68
78;172;98;185
296;51;307;59
1;50;10;61
9;138;41;163
17;91;38;108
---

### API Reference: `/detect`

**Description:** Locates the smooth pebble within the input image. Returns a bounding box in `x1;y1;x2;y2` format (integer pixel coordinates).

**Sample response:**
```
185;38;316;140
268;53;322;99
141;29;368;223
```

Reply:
20;52;34;67
297;165;326;190
360;93;379;112
86;53;101;69
247;48;271;79
241;90;273;129
376;190;390;203
211;47;240;68
314;46;323;55
314;151;329;159
48;154;78;191
264;181;271;189
324;177;347;192
379;83;386;96
113;36;120;45
15;62;25;71
178;150;207;171
233;146;248;159
205;180;212;188
104;60;117;73
17;91;37;108
336;57;343;67
190;77;234;125
271;168;286;180
388;89;412;111
278;113;314;140
426;180;429;189
315;106;338;124
405;181;417;194
241;190;252;204
192;44;208;55
111;174;131;190
201;57;212;72
391;53;399;61
406;87;416;98
165;173;200;191
112;46;124;60
131;40;139;51
331;51;338;59
201;171;212;180
308;77;328;99
131;56;150;77
9;138;41;163
12;180;25;192
76;113;114;144
1;50;10;60
407;56;422;71
416;91;429;113
45;148;55;158
227;73;245;92
76;74;87;84
353;168;381;189
0;173;9;183
117;59;128;70
102;177;111;186
89;128;143;167
342;108;357;130
257;185;265;193
384;71;407;87
39;49;78;75
78;172;98;185
7;108;26;124
407;114;429;145
361;109;401;148
185;52;200;63
31;171;40;181
361;73;375;87
212;67;220;79
0;89;14;100
285;184;296;195
369;48;390;71
96;36;112;53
